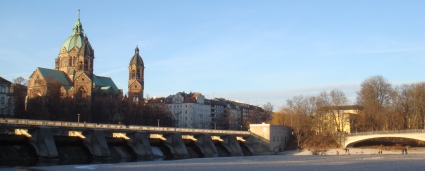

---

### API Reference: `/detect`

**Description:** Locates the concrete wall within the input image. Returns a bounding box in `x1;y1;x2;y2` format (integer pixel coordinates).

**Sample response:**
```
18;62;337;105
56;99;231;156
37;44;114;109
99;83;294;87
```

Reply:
249;123;291;151
82;129;111;158
219;135;243;156
126;131;154;160
250;124;270;141
163;133;189;159
28;127;58;158
242;136;270;155
269;125;291;151
194;134;218;157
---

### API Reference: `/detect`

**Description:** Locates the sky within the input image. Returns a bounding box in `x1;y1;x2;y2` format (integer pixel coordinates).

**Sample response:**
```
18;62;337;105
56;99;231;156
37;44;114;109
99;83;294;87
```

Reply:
1;1;424;110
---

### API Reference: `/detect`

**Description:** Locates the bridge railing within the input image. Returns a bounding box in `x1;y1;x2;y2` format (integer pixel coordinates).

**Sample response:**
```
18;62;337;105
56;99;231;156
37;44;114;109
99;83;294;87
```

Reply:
0;118;250;136
348;129;425;136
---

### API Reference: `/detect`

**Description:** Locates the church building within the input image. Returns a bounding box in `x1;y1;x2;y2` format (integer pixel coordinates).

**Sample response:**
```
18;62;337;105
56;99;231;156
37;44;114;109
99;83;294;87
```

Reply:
26;13;144;121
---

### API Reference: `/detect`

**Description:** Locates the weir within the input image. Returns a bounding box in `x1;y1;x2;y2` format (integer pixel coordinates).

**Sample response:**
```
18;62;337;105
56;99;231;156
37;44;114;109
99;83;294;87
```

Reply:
125;132;154;160
54;136;92;165
0;121;272;166
0;134;38;166
150;141;174;160
106;137;137;163
193;134;218;157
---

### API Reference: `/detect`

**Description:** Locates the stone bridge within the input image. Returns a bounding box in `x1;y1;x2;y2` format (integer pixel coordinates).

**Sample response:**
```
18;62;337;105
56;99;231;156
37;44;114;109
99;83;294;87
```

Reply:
344;129;425;147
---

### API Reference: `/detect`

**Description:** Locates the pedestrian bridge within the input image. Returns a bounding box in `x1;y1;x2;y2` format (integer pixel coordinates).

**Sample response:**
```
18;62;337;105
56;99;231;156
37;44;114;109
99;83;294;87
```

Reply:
344;129;425;147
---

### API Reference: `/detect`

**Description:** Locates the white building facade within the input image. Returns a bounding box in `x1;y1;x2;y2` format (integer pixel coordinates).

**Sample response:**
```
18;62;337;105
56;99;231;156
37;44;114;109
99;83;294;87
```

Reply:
166;92;211;129
0;77;13;116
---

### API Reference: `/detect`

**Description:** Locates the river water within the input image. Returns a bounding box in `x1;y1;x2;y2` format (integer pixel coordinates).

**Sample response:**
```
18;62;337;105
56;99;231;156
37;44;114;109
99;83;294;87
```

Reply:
16;153;425;171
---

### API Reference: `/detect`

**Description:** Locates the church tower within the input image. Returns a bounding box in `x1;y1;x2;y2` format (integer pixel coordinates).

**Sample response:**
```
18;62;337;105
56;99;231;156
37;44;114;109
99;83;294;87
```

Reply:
56;11;94;80
128;46;144;102
27;10;122;123
55;11;95;106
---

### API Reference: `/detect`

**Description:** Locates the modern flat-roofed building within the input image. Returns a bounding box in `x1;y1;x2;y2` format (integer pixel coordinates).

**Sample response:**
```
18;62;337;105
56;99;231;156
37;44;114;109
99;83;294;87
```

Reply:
249;123;291;151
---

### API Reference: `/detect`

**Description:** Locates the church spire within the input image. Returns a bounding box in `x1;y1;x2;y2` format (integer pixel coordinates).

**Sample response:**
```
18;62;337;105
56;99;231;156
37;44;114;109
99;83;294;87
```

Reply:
73;9;84;35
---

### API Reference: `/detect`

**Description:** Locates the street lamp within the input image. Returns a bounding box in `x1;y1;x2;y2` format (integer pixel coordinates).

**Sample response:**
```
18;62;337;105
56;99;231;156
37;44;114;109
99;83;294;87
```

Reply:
77;114;80;123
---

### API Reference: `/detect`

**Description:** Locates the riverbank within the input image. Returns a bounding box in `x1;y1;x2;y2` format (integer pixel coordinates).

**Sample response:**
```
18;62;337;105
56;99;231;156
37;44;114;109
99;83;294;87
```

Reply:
279;147;425;155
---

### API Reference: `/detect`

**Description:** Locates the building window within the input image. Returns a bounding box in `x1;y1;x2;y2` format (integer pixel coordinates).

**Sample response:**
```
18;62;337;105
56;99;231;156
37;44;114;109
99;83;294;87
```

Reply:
1;97;4;104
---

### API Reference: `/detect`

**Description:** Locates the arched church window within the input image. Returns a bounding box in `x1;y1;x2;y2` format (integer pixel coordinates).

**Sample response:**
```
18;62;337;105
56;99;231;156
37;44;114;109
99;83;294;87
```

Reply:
136;69;140;78
132;70;136;79
133;95;139;102
78;86;87;98
69;58;72;66
79;61;83;70
84;61;88;70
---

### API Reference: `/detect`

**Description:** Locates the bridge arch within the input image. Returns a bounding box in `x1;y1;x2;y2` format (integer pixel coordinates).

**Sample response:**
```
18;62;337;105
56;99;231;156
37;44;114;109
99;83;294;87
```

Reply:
345;133;425;148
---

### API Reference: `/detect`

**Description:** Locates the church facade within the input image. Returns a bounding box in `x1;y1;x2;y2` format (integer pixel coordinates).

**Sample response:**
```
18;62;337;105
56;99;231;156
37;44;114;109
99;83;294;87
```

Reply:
26;13;144;121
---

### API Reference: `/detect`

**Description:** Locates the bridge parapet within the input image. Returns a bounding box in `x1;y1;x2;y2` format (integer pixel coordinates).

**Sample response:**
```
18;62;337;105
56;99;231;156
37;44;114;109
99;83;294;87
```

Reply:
0;118;250;136
344;130;425;148
348;129;425;137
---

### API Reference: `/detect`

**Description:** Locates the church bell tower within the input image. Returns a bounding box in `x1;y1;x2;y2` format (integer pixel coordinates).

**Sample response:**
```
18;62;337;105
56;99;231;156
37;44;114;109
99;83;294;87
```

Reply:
128;46;144;102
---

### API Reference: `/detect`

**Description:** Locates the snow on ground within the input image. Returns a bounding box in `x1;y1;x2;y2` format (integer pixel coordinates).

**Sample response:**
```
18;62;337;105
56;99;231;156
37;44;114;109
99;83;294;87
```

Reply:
27;152;425;171
281;147;425;155
5;148;425;171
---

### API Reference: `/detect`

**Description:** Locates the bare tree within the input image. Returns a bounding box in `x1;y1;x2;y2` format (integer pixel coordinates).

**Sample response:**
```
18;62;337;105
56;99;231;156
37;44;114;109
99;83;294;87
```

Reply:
395;82;425;129
270;106;288;125
11;77;28;118
261;102;274;122
286;95;314;148
386;86;406;130
411;82;425;129
12;76;28;86
356;75;392;131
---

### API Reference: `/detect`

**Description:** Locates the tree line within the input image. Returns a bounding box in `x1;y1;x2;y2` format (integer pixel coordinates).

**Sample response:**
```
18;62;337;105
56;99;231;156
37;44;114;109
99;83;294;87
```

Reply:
270;75;425;148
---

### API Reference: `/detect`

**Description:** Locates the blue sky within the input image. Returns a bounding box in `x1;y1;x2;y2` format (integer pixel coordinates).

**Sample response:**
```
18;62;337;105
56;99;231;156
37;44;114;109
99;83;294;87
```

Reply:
1;1;424;110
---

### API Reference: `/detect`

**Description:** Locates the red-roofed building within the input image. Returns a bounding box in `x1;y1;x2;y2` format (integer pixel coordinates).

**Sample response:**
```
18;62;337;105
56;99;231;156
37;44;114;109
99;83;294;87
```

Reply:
166;92;210;128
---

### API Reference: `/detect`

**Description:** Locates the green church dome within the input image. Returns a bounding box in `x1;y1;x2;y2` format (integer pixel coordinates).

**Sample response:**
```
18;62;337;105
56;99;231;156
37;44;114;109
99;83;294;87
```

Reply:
61;15;87;52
